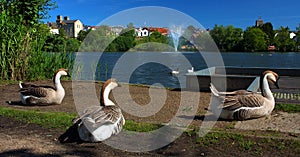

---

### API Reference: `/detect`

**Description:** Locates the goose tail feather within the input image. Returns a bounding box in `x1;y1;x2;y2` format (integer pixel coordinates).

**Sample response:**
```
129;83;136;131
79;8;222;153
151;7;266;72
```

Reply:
19;81;23;88
210;83;220;97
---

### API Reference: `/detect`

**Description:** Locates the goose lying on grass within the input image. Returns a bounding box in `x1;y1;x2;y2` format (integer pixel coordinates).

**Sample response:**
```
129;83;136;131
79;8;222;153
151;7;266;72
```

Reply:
73;78;125;142
18;68;70;105
209;70;279;120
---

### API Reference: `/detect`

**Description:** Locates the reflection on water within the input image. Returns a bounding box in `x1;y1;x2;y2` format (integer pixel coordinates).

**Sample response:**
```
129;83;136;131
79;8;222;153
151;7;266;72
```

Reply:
74;52;300;88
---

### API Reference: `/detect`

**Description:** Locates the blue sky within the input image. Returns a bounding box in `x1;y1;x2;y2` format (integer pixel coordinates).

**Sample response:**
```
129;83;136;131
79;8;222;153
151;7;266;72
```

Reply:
46;0;300;30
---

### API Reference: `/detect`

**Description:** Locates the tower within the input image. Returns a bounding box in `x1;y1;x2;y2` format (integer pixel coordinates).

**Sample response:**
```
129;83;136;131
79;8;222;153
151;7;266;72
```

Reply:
255;16;264;27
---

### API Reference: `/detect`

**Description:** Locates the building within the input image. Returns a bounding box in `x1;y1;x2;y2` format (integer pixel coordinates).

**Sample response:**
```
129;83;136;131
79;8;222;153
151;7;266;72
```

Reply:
136;27;149;37
290;31;297;39
135;27;169;37
255;17;264;27
49;28;59;35
148;27;169;36
56;15;84;38
110;26;124;35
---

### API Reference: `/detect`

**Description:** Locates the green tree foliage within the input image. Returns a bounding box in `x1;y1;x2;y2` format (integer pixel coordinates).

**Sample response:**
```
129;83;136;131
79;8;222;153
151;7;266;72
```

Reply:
0;0;51;80
43;34;65;52
133;31;170;51
66;38;80;52
79;25;114;52
210;25;227;51
296;23;300;51
105;28;136;52
274;26;295;52
43;28;80;52
210;25;243;51
243;27;268;52
77;29;92;42
0;0;73;81
259;22;274;45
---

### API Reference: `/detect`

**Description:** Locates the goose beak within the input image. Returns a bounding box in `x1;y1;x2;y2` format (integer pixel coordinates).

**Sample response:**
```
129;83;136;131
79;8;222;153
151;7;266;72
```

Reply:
274;81;279;89
64;69;71;77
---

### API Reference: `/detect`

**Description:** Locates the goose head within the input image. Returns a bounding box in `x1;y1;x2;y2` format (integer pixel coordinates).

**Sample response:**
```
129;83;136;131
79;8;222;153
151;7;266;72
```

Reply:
263;70;279;88
105;78;121;90
56;68;70;77
101;78;121;106
53;68;70;83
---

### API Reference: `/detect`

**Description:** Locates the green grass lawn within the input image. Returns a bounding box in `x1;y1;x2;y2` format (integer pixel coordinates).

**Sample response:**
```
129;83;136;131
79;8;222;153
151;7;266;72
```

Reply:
0;107;161;132
275;103;300;113
0;102;299;131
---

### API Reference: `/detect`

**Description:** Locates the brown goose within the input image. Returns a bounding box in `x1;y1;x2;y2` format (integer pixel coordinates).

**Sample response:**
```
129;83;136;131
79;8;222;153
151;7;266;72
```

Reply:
74;78;125;142
210;70;279;120
19;68;70;105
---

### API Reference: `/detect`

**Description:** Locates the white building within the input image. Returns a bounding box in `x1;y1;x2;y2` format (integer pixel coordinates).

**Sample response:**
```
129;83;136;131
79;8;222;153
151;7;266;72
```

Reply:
136;27;149;37
50;28;59;35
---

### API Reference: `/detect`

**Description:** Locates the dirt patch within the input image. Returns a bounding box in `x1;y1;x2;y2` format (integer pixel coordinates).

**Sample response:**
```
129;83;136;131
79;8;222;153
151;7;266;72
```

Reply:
0;80;299;156
235;111;300;133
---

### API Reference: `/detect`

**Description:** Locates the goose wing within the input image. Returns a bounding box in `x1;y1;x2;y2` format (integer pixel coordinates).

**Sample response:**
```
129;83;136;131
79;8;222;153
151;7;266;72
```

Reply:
210;83;253;96
217;90;253;96
20;86;55;97
222;94;265;111
19;82;54;89
79;106;124;129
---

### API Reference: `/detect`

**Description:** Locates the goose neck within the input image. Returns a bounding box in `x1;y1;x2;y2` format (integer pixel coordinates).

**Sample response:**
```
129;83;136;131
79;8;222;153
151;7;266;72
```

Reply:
102;85;115;106
261;75;273;100
54;73;63;90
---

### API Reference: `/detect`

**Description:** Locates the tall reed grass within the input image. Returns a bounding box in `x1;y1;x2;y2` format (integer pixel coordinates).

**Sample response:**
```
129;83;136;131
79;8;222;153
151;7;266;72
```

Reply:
0;4;73;81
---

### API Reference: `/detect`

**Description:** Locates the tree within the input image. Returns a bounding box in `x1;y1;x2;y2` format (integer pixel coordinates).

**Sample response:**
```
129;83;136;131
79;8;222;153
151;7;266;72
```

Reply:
104;28;136;52
210;25;243;51
0;0;56;80
259;22;274;45
77;29;91;42
210;25;226;51
243;27;268;52
274;26;295;52
43;34;66;52
2;0;56;26
127;22;135;29
66;38;80;52
295;23;300;51
224;25;243;51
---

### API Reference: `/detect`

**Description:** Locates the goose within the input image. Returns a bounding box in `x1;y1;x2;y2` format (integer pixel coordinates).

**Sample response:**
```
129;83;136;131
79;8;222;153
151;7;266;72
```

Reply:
171;68;179;75
187;67;194;73
74;78;125;142
19;68;70;105
209;70;279;120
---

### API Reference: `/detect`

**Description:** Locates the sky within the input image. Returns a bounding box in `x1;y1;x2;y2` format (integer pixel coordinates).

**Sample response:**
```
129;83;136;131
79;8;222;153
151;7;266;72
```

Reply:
46;0;300;30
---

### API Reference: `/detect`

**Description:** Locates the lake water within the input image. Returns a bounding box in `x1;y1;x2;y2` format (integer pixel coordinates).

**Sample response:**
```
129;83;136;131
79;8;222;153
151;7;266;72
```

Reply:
73;52;300;88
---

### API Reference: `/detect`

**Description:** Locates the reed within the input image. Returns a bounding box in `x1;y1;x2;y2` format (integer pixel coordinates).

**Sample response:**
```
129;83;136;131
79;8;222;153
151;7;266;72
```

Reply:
0;6;74;81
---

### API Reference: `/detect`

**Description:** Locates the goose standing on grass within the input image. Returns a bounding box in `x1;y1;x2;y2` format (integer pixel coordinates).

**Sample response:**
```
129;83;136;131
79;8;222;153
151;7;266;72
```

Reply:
209;70;279;120
74;78;125;142
19;68;70;105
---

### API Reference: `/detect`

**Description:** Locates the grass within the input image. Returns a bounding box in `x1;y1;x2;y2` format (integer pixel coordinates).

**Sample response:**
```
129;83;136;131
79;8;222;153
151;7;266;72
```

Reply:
0;106;162;132
275;103;300;113
0;7;74;81
0;106;299;155
123;120;163;132
0;80;18;85
0;107;77;130
185;124;300;153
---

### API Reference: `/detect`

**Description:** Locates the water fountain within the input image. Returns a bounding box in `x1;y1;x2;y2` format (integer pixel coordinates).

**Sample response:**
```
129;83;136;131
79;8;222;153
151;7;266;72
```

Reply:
170;25;183;52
